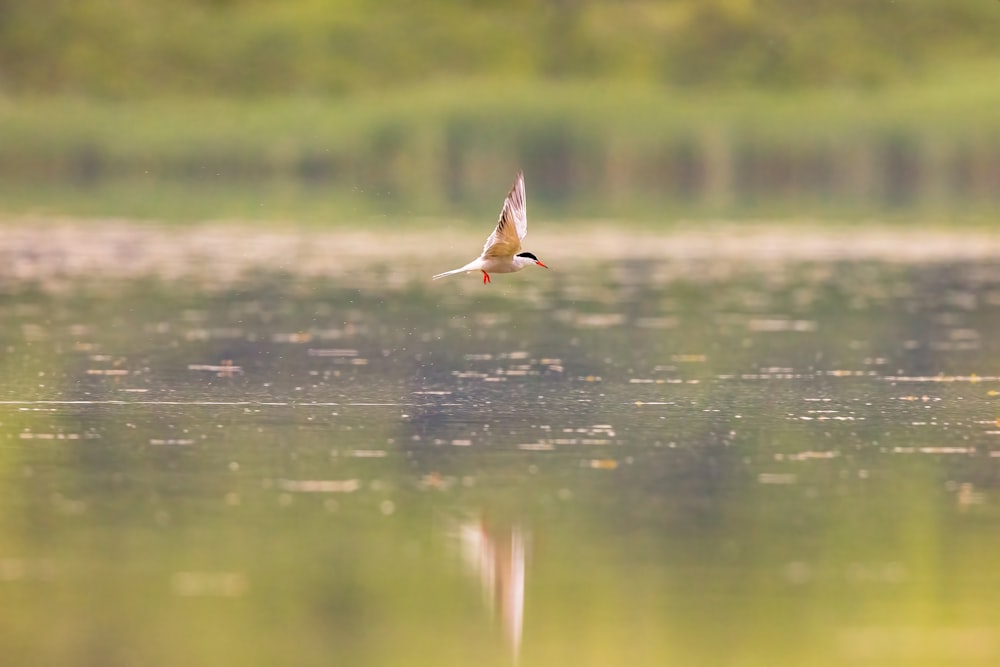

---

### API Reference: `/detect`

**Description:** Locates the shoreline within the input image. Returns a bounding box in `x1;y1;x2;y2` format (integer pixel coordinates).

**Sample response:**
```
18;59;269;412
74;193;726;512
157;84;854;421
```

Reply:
2;217;998;288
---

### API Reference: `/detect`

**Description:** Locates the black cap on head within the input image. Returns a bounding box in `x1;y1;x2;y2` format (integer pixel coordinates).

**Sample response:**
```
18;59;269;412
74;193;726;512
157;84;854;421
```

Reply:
516;252;539;261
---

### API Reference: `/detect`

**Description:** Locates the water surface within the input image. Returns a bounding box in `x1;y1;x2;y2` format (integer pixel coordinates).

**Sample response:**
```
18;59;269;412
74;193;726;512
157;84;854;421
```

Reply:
2;223;999;666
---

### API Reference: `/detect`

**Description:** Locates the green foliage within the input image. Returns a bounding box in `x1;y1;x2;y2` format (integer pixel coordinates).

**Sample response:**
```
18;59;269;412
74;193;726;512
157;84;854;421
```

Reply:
0;0;997;95
0;70;999;223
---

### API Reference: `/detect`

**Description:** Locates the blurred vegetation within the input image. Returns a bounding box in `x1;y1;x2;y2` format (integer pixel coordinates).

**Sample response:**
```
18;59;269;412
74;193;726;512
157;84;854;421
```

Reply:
1;0;997;95
2;76;999;222
0;0;998;221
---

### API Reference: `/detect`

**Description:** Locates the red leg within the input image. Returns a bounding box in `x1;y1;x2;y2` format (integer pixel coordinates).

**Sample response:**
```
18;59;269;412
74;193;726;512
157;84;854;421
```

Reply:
482;271;491;284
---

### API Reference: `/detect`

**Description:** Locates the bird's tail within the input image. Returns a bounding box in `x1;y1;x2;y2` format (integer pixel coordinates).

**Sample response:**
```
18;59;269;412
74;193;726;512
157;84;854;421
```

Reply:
431;267;468;280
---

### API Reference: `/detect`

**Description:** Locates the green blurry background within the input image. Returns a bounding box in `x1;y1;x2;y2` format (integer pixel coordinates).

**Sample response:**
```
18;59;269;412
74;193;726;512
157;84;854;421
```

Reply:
0;0;998;223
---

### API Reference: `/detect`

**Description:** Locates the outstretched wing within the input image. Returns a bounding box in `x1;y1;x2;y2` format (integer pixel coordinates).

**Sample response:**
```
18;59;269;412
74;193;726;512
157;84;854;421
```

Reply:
481;170;527;259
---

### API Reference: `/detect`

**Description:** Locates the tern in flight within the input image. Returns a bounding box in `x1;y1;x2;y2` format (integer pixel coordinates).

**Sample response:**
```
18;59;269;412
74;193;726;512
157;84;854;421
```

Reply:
432;170;548;284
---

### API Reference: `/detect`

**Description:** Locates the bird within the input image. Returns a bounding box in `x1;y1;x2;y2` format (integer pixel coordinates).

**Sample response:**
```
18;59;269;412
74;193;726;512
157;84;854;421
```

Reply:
432;170;548;284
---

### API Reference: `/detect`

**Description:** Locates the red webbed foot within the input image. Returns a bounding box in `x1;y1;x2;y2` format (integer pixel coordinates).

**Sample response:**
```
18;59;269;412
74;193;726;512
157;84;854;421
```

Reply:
481;271;491;284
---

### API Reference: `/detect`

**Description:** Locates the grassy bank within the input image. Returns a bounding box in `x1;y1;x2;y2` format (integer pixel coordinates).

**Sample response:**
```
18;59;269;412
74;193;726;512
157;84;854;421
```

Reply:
3;68;1000;223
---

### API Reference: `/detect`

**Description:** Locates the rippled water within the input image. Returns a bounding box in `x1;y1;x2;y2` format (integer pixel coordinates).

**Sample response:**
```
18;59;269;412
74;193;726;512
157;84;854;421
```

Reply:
2;225;1000;666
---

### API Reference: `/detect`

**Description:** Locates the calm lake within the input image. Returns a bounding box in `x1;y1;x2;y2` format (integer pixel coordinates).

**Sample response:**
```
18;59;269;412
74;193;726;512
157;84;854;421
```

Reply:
2;222;1000;666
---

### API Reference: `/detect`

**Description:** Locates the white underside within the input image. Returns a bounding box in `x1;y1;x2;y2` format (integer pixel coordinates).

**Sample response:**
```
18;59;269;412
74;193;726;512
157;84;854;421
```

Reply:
432;256;525;280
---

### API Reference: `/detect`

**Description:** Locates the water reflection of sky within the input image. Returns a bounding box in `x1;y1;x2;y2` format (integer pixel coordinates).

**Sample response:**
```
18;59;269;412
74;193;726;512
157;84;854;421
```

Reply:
2;223;1000;666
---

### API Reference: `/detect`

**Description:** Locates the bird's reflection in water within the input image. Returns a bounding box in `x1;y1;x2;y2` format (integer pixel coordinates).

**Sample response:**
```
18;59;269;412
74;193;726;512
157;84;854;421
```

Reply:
457;518;529;661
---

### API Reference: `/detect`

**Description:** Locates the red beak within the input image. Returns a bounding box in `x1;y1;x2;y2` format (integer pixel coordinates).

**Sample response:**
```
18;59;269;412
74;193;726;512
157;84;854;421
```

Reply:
536;261;549;269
